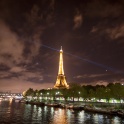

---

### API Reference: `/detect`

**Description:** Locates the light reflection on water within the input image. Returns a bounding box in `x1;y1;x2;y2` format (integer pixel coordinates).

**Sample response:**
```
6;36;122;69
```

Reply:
0;101;124;124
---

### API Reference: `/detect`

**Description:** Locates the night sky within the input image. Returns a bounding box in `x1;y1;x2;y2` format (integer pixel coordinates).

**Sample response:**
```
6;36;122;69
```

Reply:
0;0;124;92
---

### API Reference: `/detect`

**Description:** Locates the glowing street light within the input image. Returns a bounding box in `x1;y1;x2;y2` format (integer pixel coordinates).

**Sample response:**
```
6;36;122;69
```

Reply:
78;92;80;101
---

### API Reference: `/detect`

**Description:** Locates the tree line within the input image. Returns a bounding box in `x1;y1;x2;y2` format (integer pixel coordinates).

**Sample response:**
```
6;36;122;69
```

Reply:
23;83;124;103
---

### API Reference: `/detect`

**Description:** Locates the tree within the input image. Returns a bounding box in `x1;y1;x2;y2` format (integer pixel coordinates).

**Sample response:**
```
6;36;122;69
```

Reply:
69;83;81;102
25;88;34;96
24;88;34;100
95;85;106;101
80;86;88;102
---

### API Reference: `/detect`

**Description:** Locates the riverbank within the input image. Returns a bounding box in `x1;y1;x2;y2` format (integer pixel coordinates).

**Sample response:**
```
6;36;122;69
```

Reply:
1;100;123;124
25;100;124;118
84;105;124;118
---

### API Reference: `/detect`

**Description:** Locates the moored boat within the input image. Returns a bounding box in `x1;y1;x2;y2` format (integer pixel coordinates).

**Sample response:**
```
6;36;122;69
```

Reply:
45;103;60;107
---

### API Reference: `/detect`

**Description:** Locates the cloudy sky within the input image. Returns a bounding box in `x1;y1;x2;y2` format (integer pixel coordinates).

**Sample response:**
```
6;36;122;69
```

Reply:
0;0;124;92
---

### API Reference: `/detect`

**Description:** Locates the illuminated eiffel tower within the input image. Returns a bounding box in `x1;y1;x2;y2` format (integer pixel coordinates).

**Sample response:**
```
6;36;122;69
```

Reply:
54;46;69;89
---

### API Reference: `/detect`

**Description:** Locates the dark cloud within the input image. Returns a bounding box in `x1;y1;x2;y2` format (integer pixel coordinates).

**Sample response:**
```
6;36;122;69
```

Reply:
73;73;124;85
0;0;124;92
73;9;83;29
0;64;10;71
27;77;43;84
0;20;24;67
84;0;124;18
91;22;124;40
106;24;124;39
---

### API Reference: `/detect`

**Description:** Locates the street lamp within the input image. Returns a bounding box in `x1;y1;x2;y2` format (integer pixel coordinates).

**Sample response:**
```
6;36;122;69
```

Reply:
47;93;49;100
78;92;80;101
40;93;43;100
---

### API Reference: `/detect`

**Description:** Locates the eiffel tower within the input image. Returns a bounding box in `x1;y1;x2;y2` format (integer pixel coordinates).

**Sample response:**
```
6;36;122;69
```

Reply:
54;46;69;89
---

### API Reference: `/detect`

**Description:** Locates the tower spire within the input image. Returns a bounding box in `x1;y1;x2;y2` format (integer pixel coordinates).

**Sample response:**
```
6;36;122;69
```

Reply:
58;46;64;75
54;47;69;89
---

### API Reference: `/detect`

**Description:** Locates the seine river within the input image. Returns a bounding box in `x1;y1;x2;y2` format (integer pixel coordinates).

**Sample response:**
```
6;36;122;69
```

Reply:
0;101;124;124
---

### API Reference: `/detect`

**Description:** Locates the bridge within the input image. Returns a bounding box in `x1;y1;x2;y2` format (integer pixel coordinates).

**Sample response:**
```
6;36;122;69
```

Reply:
0;91;23;100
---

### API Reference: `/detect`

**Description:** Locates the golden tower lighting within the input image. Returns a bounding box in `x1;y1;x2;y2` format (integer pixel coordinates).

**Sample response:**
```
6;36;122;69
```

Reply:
54;46;69;89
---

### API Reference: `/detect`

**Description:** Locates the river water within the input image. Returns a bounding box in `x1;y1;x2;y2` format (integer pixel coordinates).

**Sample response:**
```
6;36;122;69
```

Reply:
0;101;124;124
